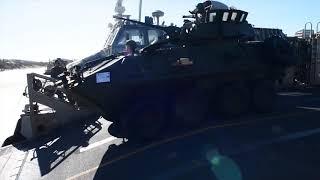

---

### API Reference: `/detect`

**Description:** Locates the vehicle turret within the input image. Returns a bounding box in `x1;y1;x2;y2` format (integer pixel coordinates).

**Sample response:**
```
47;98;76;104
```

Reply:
182;9;254;40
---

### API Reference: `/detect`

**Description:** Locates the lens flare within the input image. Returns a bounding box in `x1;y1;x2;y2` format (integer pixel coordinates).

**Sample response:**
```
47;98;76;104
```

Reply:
205;147;243;180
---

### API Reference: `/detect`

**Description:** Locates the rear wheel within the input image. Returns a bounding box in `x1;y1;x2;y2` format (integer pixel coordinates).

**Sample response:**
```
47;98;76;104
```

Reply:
123;98;167;141
174;88;209;127
218;83;251;116
252;80;276;113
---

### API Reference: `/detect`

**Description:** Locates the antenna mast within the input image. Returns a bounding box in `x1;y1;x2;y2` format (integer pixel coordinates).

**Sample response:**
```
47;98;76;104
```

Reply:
115;0;125;17
139;0;142;21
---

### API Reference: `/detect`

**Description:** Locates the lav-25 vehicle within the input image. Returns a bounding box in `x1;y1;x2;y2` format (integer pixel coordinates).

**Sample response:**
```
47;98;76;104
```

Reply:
7;1;295;145
64;1;295;140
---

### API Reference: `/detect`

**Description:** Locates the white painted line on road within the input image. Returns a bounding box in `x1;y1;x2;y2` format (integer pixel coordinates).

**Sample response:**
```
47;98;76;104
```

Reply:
80;137;118;153
235;127;320;155
278;92;312;96
297;106;320;111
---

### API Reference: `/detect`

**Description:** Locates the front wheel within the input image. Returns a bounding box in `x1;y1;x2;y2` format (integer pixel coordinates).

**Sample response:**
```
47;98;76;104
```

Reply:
122;98;167;141
252;80;276;113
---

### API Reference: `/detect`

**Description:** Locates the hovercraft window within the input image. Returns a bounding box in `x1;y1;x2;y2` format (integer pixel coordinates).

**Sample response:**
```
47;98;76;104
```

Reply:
209;12;217;22
148;30;160;44
231;12;237;21
222;12;229;22
117;29;145;46
240;13;245;22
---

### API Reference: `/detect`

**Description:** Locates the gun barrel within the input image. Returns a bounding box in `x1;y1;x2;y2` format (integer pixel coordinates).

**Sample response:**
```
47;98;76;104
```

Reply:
113;16;181;38
113;16;161;29
183;15;195;19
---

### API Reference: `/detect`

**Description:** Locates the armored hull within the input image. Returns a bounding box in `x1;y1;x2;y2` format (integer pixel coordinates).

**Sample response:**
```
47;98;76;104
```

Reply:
69;2;295;139
73;39;276;119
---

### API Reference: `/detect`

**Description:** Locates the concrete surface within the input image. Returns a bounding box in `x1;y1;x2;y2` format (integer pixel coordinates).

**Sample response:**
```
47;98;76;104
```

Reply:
1;88;320;180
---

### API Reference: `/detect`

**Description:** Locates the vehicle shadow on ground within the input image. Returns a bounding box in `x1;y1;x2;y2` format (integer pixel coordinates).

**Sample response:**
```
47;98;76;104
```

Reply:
92;137;220;180
92;89;320;179
93;113;320;179
91;111;258;180
92;114;257;180
14;115;102;176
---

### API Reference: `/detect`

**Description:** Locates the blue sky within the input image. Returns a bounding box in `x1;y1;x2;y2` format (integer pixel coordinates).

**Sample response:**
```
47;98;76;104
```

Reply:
0;0;319;61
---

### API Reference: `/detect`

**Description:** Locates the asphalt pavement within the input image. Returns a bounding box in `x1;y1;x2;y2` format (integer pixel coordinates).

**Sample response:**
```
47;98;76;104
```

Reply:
1;88;320;180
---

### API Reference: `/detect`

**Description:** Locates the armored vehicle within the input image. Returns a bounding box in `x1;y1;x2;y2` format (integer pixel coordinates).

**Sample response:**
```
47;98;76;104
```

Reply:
62;1;296;140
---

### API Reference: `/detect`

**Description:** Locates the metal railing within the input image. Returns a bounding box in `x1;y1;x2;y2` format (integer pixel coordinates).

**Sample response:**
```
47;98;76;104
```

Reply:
317;22;320;36
304;22;313;39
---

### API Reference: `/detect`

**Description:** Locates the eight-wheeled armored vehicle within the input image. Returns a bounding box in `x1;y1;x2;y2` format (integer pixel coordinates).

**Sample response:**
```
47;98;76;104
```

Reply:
4;1;295;145
65;1;295;140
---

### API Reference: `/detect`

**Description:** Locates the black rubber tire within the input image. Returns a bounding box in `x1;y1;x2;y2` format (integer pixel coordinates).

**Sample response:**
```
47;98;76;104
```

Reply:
252;80;276;113
174;89;209;127
44;85;55;97
218;83;251;116
124;99;167;141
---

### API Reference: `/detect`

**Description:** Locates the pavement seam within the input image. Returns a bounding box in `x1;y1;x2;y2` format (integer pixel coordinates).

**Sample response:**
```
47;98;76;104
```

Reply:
0;151;12;177
14;151;29;180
